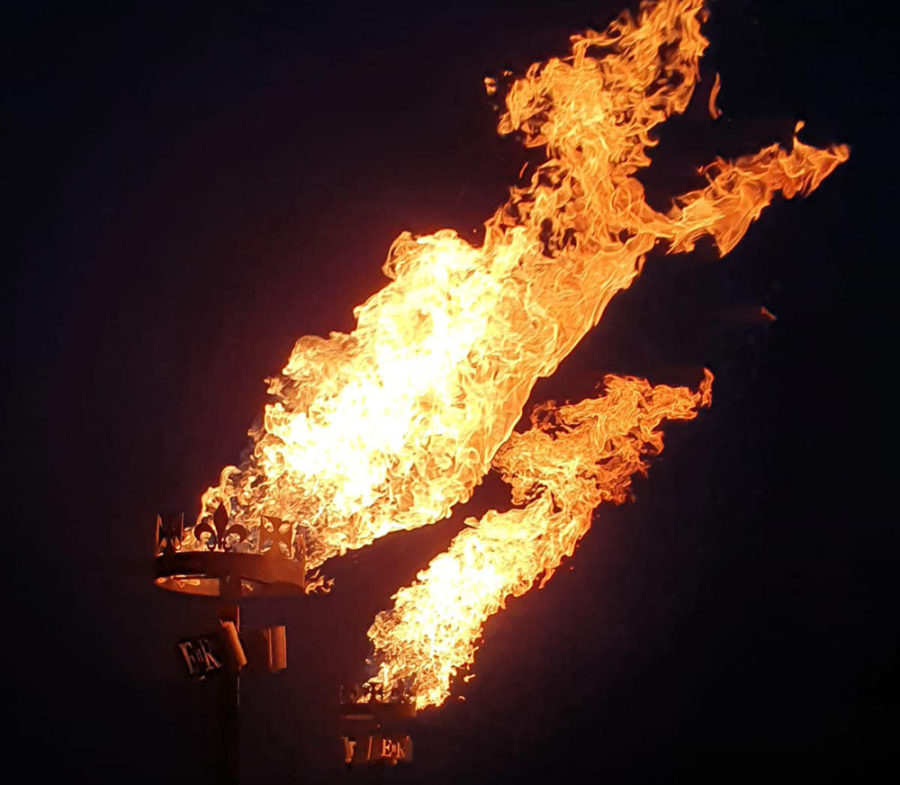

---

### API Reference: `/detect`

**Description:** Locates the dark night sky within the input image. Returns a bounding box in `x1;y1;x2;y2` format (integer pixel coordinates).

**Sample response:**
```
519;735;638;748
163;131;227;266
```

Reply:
3;1;894;782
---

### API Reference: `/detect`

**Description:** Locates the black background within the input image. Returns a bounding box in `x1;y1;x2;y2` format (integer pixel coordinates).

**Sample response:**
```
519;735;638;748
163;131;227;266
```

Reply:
3;1;894;783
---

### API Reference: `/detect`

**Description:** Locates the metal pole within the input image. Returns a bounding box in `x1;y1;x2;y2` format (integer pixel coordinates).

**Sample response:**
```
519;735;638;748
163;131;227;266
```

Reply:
219;575;241;785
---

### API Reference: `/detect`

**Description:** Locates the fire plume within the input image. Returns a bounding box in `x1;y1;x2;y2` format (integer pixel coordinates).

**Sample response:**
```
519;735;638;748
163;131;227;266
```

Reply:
186;0;846;708
368;372;713;709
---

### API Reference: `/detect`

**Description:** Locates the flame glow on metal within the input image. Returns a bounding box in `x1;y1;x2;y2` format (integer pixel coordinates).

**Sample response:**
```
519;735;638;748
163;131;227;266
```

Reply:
184;0;847;709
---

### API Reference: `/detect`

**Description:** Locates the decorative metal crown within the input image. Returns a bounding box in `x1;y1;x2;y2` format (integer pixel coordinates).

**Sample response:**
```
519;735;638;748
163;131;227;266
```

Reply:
155;505;301;560
154;506;307;597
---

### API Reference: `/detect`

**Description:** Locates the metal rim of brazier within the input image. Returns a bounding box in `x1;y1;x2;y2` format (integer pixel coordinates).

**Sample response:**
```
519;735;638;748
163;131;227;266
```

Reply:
154;510;306;598
155;551;306;597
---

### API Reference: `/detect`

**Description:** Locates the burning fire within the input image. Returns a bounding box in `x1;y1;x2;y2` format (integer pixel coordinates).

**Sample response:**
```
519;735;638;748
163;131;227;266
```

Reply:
185;0;846;709
367;372;713;708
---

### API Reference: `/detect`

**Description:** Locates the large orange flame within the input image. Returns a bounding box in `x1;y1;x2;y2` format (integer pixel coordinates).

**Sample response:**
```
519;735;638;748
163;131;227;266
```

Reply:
185;0;846;707
368;372;713;709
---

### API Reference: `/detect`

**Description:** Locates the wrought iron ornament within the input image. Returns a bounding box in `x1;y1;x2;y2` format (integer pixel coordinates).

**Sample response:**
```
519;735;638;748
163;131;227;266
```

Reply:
153;508;306;597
